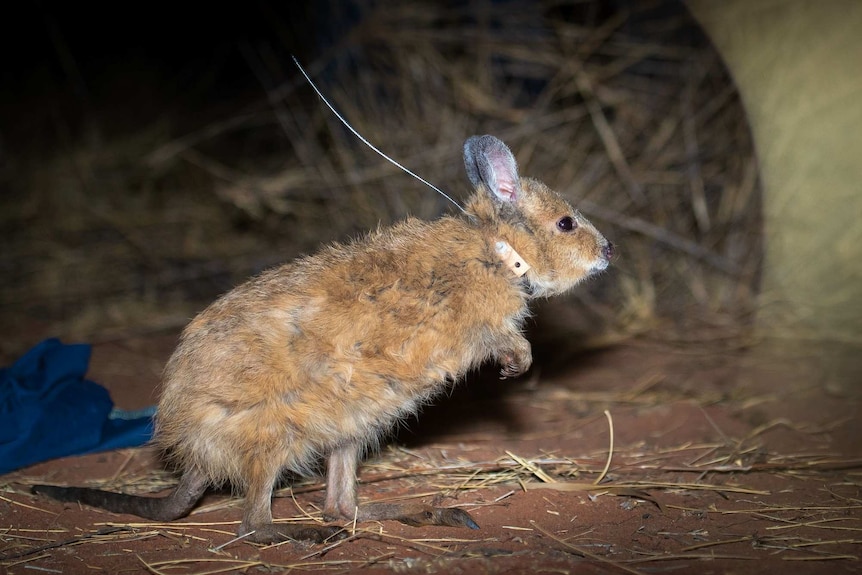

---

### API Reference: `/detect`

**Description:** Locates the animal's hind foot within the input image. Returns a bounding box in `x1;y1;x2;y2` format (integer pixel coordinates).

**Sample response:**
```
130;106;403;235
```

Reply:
245;523;347;544
397;506;480;530
356;501;479;530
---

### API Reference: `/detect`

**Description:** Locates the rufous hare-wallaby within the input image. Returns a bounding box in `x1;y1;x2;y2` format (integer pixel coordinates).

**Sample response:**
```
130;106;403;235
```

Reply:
34;135;614;544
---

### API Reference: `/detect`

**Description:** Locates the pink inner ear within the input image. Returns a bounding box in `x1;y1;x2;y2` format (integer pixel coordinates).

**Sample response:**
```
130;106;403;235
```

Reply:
496;178;518;202
488;150;520;203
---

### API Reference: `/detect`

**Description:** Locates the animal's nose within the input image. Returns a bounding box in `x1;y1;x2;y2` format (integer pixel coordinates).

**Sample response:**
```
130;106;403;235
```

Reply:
603;242;615;260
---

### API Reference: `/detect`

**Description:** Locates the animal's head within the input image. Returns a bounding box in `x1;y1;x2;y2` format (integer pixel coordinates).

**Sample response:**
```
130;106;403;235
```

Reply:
463;135;613;297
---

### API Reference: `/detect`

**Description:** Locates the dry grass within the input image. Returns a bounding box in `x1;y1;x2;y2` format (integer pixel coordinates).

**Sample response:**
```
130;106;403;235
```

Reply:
4;432;860;570
0;0;760;360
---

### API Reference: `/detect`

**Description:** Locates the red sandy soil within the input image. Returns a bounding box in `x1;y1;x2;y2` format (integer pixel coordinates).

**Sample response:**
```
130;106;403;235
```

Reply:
2;336;860;574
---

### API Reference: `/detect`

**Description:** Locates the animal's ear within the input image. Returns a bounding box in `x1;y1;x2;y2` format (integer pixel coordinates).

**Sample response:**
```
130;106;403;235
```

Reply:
463;135;521;203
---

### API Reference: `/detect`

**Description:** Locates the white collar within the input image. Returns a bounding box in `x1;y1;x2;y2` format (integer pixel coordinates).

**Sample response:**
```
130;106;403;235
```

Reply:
494;240;531;277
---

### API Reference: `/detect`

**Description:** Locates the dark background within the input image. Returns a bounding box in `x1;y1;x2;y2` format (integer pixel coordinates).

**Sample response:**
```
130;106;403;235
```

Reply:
1;1;760;362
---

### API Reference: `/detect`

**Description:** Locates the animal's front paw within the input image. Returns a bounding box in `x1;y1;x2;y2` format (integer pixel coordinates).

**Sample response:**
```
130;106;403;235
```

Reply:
499;349;532;378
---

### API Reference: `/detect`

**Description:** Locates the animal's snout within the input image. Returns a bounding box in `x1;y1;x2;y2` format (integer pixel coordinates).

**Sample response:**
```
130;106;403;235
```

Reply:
590;240;614;272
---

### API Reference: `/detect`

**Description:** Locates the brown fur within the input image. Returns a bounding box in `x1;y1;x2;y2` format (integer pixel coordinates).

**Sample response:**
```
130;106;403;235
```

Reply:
33;136;612;543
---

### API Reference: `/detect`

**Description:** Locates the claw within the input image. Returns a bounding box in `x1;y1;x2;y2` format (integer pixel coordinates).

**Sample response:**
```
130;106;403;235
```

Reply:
500;363;525;379
459;512;481;530
439;507;480;529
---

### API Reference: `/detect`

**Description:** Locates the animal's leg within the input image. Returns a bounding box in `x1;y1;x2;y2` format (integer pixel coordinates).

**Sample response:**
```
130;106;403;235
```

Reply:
32;467;208;521
238;458;344;544
323;441;359;520
324;441;479;530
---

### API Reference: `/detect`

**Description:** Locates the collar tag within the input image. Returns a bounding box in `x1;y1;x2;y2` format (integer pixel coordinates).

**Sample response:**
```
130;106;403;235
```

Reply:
495;240;531;277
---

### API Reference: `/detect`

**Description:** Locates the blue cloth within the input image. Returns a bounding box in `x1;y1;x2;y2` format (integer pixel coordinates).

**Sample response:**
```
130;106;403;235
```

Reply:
0;338;155;475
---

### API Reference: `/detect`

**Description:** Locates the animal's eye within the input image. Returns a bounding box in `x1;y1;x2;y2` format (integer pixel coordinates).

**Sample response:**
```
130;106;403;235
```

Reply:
557;216;577;232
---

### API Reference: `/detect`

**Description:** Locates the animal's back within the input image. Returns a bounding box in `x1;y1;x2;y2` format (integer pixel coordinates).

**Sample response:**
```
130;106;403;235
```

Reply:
155;213;527;488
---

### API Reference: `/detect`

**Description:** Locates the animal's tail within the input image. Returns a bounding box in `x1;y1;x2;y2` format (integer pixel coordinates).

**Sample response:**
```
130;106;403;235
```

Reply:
32;468;208;521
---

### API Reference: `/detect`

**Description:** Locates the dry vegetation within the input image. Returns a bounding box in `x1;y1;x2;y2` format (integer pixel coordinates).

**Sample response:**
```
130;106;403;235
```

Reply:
4;377;861;571
0;0;760;361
